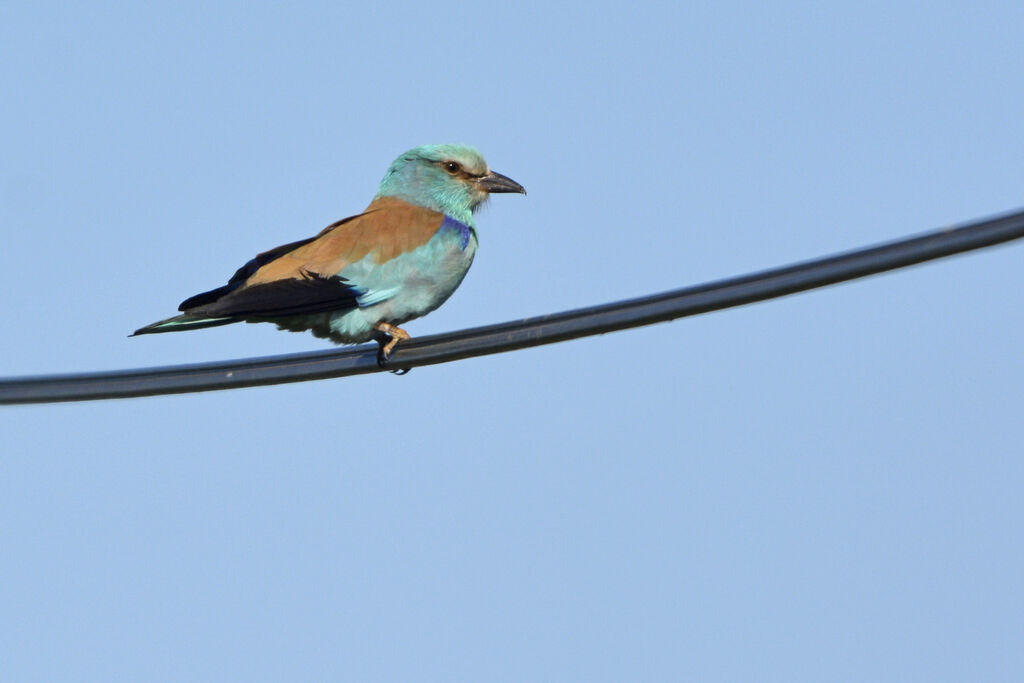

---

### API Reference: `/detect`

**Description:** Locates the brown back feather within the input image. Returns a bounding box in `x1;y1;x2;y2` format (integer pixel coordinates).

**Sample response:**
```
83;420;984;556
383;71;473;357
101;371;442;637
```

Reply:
244;197;445;285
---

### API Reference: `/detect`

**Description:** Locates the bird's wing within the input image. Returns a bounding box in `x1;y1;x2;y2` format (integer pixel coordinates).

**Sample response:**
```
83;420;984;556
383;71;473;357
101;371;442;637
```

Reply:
180;197;446;319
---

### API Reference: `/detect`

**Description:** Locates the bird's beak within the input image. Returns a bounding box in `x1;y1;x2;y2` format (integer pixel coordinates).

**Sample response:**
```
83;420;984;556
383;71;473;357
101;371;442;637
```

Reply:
476;171;526;195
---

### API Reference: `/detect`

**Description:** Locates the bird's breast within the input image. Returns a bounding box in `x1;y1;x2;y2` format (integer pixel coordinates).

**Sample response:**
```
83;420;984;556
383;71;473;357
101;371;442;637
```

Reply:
390;220;477;311
343;217;476;320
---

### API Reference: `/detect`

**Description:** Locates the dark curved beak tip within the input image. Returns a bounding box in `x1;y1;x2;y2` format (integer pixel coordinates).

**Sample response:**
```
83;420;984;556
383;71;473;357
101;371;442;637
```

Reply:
478;171;526;195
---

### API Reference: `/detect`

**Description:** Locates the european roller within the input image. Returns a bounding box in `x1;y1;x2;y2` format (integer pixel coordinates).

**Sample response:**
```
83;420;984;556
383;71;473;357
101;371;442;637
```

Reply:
133;144;525;361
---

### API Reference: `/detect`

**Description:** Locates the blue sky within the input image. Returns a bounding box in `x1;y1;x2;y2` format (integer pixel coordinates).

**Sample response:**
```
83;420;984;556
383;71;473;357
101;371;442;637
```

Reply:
2;2;1023;680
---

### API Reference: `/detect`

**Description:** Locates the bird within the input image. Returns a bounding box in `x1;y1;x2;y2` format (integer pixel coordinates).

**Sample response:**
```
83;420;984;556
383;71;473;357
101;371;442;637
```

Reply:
133;144;525;363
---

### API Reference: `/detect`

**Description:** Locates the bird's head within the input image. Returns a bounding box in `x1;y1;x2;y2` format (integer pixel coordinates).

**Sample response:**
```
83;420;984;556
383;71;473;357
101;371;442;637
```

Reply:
374;144;525;223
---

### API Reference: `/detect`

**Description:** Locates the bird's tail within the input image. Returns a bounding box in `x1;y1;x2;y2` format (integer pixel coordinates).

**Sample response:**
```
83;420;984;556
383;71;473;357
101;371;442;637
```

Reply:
131;314;238;336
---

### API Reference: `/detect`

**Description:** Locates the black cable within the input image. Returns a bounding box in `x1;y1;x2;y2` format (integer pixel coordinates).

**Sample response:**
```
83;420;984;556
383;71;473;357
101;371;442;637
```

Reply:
3;207;1023;405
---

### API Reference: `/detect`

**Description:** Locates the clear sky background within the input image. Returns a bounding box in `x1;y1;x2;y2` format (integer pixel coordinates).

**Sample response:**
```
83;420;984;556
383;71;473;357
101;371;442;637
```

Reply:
2;2;1023;681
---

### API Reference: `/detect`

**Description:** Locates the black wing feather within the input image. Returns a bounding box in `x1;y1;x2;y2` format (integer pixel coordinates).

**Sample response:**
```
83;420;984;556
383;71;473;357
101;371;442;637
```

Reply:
177;214;363;312
178;237;319;311
186;271;362;319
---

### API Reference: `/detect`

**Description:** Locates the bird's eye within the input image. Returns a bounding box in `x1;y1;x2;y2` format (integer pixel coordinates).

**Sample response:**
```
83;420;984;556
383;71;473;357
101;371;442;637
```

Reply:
443;161;461;174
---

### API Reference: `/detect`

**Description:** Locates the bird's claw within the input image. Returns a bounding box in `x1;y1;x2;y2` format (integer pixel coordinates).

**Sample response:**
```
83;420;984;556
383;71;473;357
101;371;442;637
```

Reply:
375;322;412;375
374;322;411;371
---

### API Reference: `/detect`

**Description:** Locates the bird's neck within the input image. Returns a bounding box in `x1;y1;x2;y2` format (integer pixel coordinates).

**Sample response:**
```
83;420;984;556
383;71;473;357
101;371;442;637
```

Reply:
366;194;477;230
373;191;474;226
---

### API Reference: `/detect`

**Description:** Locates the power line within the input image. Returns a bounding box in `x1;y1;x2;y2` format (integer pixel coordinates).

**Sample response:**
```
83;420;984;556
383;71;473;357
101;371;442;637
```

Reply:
3;207;1024;405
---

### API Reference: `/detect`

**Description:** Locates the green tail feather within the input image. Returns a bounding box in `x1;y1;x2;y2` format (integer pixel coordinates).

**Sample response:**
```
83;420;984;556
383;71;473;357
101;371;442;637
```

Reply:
131;314;238;336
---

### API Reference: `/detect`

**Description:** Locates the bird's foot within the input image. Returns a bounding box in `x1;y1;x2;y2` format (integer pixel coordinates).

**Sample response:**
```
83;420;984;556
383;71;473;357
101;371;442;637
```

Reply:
375;322;411;370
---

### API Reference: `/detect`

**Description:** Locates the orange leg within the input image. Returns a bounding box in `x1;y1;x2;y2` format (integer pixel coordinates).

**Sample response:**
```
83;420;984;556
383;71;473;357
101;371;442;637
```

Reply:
374;322;410;360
